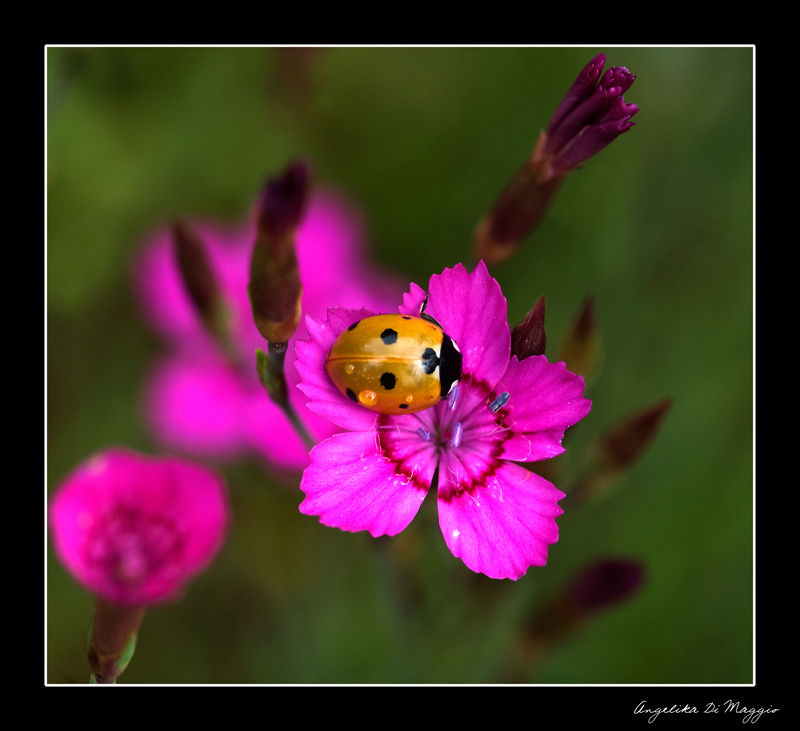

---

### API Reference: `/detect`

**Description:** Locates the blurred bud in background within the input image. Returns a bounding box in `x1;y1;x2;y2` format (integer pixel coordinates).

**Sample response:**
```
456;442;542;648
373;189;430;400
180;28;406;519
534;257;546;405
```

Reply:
571;398;673;503
508;557;646;681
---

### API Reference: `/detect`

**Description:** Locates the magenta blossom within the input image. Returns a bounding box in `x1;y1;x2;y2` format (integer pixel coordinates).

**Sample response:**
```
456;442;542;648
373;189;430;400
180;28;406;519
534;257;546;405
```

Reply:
134;191;401;471
295;261;591;580
49;449;229;606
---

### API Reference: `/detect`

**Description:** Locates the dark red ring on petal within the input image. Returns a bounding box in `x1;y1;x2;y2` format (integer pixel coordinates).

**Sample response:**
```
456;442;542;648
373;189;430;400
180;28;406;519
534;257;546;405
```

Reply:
375;414;431;492
375;372;516;502
439;373;512;503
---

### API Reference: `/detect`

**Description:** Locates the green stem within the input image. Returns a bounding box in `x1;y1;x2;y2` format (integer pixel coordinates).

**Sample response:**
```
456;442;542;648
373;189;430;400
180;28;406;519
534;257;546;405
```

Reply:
255;346;315;451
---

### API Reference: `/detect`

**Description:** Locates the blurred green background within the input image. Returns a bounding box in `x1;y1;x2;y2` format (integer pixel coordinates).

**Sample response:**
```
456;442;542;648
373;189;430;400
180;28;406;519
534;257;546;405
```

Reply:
46;46;753;684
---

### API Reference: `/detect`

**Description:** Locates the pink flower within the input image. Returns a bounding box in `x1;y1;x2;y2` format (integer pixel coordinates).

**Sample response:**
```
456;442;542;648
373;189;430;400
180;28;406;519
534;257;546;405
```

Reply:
49;449;229;606
295;261;591;580
133;191;401;471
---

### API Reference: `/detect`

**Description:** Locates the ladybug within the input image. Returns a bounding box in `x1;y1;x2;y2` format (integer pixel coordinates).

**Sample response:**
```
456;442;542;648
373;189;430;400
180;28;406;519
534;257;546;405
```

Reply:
325;301;462;415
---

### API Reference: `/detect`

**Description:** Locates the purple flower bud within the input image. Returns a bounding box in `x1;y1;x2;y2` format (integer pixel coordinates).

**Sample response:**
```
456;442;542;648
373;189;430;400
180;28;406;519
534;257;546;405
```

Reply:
258;160;311;241
570;397;672;503
511;295;547;359
171;220;229;346
546;54;607;137
598;398;673;473
249;161;311;344
542;54;638;175
568;557;645;613
474;53;638;266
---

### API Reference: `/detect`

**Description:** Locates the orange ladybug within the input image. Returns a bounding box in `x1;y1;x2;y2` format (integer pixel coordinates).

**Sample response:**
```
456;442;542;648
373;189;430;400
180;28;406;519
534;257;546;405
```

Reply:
325;305;462;415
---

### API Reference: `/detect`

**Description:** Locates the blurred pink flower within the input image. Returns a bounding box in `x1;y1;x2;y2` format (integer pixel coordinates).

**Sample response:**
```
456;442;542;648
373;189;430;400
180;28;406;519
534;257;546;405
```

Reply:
133;191;401;471
296;261;591;580
49;448;229;606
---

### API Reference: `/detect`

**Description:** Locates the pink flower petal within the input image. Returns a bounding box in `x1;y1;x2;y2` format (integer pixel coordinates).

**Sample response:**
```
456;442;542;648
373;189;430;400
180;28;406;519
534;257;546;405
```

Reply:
497;355;592;462
299;431;429;537
143;350;251;460
299;193;400;311
421;261;511;388
437;461;564;580
399;282;428;317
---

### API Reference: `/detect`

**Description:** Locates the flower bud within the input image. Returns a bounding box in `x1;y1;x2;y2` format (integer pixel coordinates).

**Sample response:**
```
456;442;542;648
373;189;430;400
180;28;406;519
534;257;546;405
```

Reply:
248;161;310;344
542;55;638;175
520;557;645;660
567;557;645;613
571;398;672;501
172;220;231;350
595;398;673;477
511;294;547;359
474;53;637;266
558;296;602;382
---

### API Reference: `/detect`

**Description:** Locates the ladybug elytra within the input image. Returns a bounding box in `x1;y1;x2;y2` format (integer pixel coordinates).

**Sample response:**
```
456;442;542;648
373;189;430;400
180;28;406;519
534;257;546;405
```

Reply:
325;304;462;415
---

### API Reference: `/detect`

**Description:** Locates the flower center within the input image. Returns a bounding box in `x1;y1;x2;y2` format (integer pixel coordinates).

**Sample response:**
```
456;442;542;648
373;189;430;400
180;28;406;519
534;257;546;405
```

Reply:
85;507;185;587
376;373;514;496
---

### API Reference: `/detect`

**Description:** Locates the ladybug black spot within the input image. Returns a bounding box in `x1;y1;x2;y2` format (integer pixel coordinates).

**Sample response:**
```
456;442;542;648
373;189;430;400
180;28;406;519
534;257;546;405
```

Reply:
380;372;396;390
380;328;398;345
399;403;409;409
420;347;439;375
347;320;360;331
345;388;358;402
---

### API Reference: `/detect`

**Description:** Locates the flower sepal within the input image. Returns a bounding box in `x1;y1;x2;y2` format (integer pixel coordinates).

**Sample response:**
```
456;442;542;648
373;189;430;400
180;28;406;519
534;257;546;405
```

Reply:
87;597;145;684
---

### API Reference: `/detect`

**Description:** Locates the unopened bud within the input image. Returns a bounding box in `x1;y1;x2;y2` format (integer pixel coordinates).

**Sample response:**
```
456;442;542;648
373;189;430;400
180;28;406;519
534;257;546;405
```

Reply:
596;398;672;476
248;161;310;344
558;296;602;382
522;557;645;654
567;557;645;613
473;53;637;267
511;295;547;359
172;220;225;337
570;398;672;501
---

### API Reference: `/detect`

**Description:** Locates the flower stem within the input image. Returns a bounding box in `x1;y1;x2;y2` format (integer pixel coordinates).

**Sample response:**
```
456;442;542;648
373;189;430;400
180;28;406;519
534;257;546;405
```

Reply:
255;345;315;450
